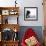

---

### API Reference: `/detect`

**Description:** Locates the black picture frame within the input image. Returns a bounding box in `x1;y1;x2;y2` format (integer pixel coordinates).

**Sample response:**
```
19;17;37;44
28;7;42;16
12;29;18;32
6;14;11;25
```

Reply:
24;7;38;21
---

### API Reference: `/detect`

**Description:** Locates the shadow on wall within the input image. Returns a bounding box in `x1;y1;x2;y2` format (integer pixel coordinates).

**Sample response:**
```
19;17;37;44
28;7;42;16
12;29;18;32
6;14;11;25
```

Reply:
18;26;43;44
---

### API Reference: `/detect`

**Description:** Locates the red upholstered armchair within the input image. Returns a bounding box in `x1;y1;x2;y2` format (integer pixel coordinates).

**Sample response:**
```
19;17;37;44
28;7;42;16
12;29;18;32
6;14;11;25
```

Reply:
21;28;41;46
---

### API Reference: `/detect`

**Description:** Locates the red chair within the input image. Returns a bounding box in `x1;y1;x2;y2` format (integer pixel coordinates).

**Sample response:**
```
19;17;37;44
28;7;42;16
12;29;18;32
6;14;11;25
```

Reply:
21;28;41;46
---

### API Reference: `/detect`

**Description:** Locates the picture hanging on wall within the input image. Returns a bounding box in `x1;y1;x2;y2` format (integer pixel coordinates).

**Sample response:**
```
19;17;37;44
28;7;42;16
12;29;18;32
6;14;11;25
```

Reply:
24;7;38;21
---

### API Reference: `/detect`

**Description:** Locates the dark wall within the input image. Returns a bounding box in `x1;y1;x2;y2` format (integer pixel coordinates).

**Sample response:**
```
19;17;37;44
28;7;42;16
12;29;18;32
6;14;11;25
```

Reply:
18;26;44;43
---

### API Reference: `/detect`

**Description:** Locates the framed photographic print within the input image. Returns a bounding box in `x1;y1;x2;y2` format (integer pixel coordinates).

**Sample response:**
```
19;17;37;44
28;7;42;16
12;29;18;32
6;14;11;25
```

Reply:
9;10;18;15
9;10;15;15
24;7;38;21
2;10;9;15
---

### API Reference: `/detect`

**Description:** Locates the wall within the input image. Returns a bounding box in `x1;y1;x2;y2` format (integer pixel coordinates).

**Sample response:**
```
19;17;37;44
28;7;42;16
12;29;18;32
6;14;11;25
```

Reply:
0;0;44;26
19;0;44;26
